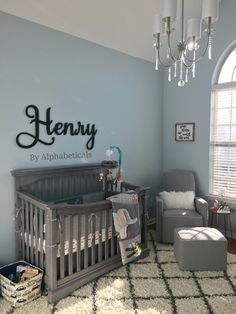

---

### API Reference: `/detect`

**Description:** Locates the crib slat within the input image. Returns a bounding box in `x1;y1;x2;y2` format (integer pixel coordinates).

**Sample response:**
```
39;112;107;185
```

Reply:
79;176;83;194
73;175;77;195
59;176;63;198
39;209;44;269
60;215;65;280
46;178;50;201
44;179;48;200
98;211;102;263
45;208;58;291
63;175;67;197
68;215;73;276
105;210;108;260
51;177;55;201
84;213;88;269
76;215;81;272
34;207;39;266
111;208;114;257
143;192;148;248
91;215;95;266
25;202;30;261
85;175;89;193
67;175;70;196
117;220;120;254
30;203;34;264
21;199;25;260
67;175;72;196
37;180;42;200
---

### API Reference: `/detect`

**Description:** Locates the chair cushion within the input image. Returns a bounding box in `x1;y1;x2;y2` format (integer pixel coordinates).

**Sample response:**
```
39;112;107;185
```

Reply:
163;209;200;218
162;171;195;192
176;227;225;241
159;191;195;210
162;209;203;243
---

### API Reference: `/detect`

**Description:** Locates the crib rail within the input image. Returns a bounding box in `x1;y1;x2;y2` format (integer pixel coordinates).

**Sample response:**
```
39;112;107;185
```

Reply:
12;163;104;202
16;194;119;293
52;201;118;286
16;191;47;269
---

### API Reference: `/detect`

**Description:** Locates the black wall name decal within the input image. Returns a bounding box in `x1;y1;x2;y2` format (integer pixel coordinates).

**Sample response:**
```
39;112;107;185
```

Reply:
16;105;97;150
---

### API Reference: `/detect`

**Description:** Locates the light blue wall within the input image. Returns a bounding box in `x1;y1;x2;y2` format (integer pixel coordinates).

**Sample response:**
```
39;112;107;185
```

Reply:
162;0;236;196
0;12;163;264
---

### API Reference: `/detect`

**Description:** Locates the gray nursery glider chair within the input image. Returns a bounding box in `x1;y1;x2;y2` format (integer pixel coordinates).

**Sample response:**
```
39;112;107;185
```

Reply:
156;170;208;243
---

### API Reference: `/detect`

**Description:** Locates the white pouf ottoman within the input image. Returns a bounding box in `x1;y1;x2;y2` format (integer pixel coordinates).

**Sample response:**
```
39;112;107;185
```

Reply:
174;227;227;271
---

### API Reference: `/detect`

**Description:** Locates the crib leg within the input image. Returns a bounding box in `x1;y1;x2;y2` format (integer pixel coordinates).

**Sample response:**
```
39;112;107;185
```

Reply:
45;209;57;292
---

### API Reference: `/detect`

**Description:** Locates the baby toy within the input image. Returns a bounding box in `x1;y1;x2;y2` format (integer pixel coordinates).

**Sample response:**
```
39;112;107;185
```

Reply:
101;145;123;192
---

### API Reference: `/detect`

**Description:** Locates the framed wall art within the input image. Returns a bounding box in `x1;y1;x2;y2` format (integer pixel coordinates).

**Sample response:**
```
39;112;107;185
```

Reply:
175;123;195;141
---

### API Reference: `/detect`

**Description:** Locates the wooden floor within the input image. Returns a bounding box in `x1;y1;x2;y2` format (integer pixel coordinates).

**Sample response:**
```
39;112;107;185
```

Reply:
227;238;236;254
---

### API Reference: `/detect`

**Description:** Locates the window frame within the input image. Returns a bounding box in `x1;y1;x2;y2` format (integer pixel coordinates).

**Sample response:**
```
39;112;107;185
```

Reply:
210;42;236;203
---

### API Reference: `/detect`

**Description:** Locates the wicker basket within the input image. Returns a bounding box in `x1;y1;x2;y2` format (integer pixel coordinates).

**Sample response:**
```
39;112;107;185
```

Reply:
0;261;43;307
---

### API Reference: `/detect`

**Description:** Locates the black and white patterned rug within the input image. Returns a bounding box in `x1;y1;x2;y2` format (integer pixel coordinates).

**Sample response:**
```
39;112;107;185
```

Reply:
1;231;236;314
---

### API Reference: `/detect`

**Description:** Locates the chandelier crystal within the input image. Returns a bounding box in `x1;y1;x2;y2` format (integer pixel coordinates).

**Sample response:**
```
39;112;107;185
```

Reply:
153;0;220;87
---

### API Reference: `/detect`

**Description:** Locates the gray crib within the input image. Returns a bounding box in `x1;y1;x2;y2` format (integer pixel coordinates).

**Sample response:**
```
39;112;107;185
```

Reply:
11;163;149;304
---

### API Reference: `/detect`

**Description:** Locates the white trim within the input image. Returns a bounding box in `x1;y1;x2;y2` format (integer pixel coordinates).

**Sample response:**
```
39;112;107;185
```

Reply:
210;46;236;199
212;81;236;90
212;39;236;85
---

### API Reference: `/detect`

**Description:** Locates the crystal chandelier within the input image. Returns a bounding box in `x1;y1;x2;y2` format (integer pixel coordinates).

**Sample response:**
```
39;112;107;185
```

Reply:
153;0;220;87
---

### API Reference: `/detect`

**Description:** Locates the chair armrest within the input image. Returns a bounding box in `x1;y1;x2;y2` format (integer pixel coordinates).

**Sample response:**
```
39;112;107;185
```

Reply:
156;196;164;211
156;196;164;242
195;197;208;226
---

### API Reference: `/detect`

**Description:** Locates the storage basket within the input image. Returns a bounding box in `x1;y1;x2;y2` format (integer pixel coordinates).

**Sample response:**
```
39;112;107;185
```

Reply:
0;261;43;307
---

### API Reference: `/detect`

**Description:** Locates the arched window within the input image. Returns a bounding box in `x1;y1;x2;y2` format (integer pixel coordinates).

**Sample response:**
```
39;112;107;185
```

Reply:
210;44;236;200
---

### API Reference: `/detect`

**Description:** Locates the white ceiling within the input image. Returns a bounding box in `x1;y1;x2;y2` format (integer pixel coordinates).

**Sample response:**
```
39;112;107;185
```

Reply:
0;0;204;62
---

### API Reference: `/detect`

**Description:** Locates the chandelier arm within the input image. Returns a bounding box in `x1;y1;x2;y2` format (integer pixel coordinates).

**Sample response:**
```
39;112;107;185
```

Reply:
167;33;177;62
181;0;184;43
177;49;182;61
182;58;194;69
184;31;210;64
165;16;177;62
156;47;175;68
